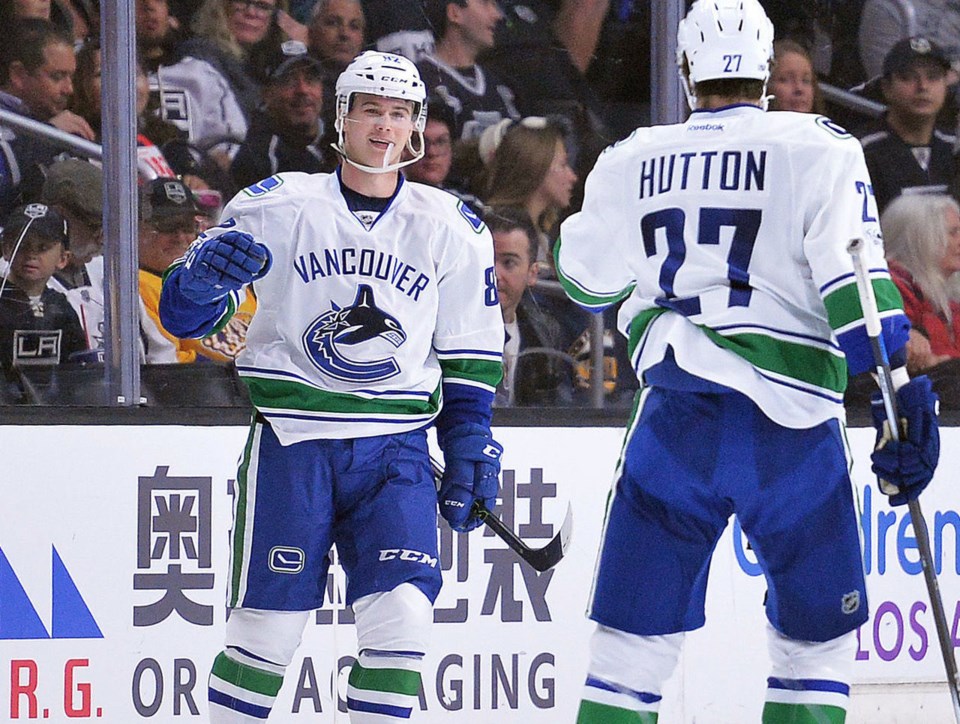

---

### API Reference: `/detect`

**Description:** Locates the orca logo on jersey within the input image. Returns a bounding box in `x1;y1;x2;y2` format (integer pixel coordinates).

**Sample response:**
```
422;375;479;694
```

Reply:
301;284;407;382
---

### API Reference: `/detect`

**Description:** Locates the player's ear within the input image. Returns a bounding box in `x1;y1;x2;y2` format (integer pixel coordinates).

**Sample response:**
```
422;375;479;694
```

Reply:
56;247;71;270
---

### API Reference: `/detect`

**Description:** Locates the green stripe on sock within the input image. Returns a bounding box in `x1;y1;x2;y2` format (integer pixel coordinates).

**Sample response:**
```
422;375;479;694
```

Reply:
762;701;846;723
577;700;657;723
348;662;421;696
212;652;283;697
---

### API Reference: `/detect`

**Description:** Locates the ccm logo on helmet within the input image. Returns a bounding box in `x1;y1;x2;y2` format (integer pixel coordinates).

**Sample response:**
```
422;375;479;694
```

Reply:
379;548;438;567
381;76;411;84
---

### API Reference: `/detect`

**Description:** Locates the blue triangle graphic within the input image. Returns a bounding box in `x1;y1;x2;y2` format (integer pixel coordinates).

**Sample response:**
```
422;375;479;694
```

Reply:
0;546;50;639
51;546;103;639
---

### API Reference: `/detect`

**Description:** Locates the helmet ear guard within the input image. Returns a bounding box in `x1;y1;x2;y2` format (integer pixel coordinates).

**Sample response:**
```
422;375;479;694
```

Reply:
676;0;774;111
332;51;428;174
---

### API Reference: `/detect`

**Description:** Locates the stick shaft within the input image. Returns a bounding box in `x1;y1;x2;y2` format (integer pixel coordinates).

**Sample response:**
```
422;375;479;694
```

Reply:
848;239;960;721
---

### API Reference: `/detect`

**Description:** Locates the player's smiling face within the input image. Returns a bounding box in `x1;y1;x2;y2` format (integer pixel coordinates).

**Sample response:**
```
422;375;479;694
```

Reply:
343;93;415;168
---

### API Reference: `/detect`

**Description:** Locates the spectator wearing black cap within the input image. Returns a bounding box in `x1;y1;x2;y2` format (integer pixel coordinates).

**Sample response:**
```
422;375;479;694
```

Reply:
0;203;87;376
859;0;960;80
139;177;257;363
138;177;204;363
230;40;333;189
857;37;958;214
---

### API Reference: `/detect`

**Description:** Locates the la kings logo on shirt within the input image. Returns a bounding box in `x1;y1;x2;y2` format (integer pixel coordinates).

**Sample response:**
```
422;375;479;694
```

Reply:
301;284;407;382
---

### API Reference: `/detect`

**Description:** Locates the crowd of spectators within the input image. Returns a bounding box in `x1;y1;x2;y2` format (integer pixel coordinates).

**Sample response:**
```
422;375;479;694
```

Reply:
4;0;960;409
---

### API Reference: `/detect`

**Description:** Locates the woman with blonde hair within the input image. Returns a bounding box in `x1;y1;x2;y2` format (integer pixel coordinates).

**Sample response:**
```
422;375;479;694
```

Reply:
481;116;578;277
882;193;960;372
181;0;293;118
769;39;825;114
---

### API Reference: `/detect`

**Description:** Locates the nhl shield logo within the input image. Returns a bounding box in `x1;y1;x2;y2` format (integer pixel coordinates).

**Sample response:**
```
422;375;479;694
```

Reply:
302;284;406;382
841;590;861;615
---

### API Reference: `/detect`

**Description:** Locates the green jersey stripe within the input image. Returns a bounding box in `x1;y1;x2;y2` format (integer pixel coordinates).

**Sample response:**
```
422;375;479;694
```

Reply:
242;376;442;416
823;277;903;331
554;237;635;308
626;308;846;393
438;358;503;387
229;418;257;608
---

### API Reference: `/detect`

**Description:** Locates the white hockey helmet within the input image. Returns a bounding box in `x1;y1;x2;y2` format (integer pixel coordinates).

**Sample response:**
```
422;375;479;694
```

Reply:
333;51;428;173
676;0;775;110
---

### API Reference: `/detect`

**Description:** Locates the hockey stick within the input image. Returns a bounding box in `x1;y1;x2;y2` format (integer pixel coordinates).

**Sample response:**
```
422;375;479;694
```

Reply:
848;238;960;722
430;456;573;572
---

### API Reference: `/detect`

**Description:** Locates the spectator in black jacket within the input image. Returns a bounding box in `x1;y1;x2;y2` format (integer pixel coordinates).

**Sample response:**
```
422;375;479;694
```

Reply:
0;203;86;377
857;37;958;214
230;40;332;188
487;205;576;406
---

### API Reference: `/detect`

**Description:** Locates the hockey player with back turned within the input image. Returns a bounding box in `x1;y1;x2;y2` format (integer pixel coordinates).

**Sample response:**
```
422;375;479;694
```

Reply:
159;51;505;722
556;1;941;722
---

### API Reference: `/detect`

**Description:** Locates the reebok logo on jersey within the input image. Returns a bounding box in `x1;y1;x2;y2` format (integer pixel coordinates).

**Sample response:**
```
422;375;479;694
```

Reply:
378;548;438;567
687;123;725;132
269;546;305;574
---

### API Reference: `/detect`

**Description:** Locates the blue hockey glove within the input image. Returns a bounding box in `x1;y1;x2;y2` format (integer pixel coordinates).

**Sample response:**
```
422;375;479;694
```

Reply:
177;230;272;305
871;375;940;507
438;423;502;532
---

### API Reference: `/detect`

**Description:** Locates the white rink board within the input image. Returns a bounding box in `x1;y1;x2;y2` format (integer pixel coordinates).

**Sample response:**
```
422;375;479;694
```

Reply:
0;424;958;723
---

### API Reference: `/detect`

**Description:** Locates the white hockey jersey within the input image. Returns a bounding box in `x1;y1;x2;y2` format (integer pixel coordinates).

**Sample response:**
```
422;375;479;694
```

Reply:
199;172;504;445
557;105;907;429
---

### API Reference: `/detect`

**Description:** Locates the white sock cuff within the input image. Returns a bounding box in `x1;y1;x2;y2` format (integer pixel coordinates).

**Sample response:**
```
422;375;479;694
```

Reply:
353;583;433;656
586;624;684;697
224;607;311;668
766;624;856;683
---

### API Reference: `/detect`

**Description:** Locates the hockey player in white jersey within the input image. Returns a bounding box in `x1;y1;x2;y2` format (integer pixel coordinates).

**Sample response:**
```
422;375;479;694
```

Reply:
557;2;941;722
159;51;504;722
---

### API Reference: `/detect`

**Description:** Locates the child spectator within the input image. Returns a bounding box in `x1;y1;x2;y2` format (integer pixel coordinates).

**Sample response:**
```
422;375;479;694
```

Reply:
0;203;86;376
